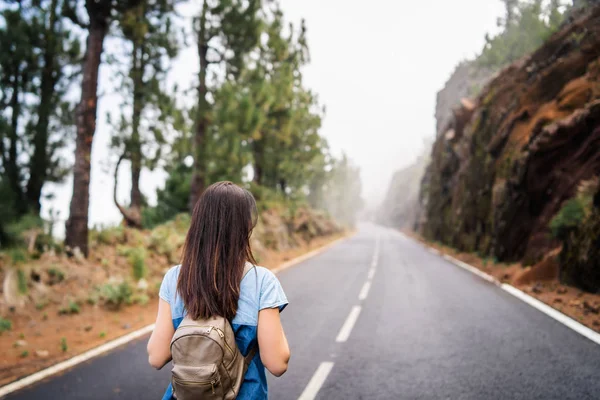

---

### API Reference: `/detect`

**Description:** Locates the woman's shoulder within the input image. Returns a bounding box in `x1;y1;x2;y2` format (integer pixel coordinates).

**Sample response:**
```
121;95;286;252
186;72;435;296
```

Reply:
158;265;181;304
244;265;288;311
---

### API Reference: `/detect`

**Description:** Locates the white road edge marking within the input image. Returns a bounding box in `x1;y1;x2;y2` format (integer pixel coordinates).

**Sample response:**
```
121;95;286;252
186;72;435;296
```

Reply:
358;281;372;301
367;269;375;280
0;324;155;398
399;232;600;348
0;234;356;396
336;306;362;343
297;361;334;400
502;284;600;346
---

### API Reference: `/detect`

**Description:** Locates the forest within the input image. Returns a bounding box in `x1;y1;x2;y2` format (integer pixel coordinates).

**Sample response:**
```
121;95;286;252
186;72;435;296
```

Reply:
0;0;363;259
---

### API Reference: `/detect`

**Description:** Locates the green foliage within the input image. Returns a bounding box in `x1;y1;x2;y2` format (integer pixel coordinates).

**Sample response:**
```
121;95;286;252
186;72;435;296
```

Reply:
8;248;28;265
477;0;568;69
20;350;29;358
60;337;68;352
129;247;147;280
147;216;188;263
101;282;133;310
48;267;66;282
17;269;28;295
90;226;125;246
133;293;149;306
142;166;192;228
99;331;106;338
0;0;80;218
108;0;181;219
550;196;591;238
59;300;80;315
0;317;12;333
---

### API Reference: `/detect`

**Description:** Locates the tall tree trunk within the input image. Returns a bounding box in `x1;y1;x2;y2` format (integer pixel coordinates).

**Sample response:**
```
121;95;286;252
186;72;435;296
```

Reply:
65;6;110;257
7;68;26;214
188;2;209;212
129;41;144;214
27;0;58;213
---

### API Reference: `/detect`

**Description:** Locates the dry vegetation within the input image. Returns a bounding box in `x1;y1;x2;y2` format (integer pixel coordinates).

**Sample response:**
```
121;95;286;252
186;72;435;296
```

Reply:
0;208;343;386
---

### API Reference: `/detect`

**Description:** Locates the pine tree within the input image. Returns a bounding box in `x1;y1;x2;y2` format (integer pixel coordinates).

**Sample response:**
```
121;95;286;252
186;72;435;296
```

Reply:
188;0;263;211
109;0;179;228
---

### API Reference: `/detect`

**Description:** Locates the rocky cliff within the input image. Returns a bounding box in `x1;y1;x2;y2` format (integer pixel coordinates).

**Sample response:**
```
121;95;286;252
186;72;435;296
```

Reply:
421;6;600;292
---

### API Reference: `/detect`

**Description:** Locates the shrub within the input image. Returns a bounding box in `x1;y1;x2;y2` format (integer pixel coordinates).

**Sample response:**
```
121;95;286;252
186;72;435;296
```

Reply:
20;350;29;358
60;337;68;352
550;197;589;238
48;267;66;283
133;293;149;306
8;248;28;265
90;225;124;246
129;248;147;280
99;331;106;338
59;300;80;315
101;282;133;310
0;317;12;333
17;269;28;294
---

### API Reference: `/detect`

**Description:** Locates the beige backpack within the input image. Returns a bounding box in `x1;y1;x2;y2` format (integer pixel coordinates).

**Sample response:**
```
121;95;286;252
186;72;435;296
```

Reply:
170;264;257;399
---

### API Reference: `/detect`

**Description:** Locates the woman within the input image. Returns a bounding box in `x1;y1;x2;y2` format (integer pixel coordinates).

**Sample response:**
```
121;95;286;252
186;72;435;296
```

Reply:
147;181;290;399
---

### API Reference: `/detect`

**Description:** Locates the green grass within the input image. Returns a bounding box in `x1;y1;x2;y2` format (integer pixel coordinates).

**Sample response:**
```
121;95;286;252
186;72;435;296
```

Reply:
0;317;12;333
101;282;133;310
60;337;68;352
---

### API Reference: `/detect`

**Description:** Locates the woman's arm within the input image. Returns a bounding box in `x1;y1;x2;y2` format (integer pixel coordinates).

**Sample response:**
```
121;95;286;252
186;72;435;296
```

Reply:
257;307;290;377
147;298;175;369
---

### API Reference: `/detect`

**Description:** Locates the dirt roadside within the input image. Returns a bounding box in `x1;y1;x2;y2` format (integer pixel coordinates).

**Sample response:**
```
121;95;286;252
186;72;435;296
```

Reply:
0;232;348;387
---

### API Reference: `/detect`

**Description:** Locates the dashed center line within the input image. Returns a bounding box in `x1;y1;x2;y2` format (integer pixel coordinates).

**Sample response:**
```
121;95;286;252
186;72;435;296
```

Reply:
299;234;380;399
358;281;371;301
336;306;362;343
367;268;375;280
297;362;335;400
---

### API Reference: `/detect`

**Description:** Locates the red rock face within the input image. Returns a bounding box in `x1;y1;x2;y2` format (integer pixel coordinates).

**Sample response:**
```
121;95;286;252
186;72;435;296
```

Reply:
422;6;600;288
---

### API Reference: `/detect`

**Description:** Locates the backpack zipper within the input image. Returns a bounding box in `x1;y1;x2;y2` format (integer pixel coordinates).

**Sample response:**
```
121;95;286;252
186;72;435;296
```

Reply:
172;377;217;394
214;327;235;356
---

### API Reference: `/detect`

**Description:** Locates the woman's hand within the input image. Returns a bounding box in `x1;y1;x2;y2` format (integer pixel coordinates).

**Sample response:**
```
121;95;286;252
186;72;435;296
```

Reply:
147;298;175;369
257;307;290;377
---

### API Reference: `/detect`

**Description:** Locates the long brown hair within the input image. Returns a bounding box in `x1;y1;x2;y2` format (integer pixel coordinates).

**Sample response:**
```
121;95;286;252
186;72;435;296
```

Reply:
178;181;257;320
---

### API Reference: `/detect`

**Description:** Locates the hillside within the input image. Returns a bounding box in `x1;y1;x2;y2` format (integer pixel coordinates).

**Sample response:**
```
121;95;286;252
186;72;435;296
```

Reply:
0;207;342;385
420;6;600;292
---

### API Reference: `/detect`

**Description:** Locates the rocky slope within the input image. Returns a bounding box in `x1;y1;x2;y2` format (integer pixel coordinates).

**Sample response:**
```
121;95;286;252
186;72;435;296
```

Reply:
420;6;600;292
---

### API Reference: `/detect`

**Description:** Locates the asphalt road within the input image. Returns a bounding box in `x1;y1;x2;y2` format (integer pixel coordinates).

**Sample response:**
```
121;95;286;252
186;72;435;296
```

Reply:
4;224;600;399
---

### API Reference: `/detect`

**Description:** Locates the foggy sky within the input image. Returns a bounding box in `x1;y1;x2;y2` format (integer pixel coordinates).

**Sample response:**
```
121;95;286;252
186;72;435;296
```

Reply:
42;0;505;235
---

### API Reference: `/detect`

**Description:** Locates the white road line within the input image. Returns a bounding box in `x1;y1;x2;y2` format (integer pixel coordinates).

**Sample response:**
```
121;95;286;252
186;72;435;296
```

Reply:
0;234;357;397
502;284;600;346
336;306;362;343
400;232;600;348
358;281;371;301
297;362;335;400
367;269;375;280
0;324;155;398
